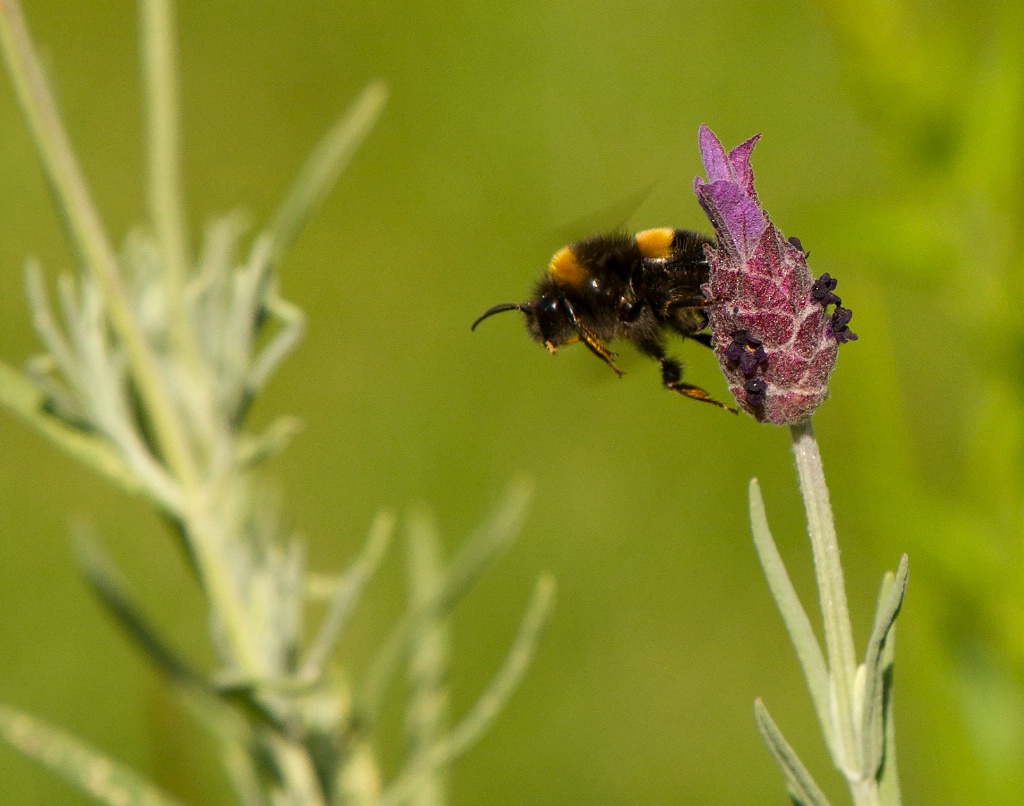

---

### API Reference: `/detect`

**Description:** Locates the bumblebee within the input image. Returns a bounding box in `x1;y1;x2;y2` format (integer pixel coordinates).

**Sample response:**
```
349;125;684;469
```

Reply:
472;228;733;411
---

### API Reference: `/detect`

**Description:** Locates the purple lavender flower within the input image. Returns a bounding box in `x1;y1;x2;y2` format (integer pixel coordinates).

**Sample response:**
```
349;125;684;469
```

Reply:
693;125;855;425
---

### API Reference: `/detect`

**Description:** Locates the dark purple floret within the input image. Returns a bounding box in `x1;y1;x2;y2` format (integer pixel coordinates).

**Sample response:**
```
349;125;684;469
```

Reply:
831;306;858;343
786;236;809;258
724;329;768;377
744;377;768;406
810;273;842;307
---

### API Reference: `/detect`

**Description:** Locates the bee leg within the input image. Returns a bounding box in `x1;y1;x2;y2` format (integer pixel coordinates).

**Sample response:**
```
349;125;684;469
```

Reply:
638;338;736;413
563;298;624;377
661;357;736;412
664;295;707;312
670;378;737;412
666;305;711;347
579;327;624;377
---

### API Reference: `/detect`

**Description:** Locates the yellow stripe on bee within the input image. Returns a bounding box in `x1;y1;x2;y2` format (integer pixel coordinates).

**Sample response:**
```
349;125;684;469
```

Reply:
548;246;589;287
635;228;675;260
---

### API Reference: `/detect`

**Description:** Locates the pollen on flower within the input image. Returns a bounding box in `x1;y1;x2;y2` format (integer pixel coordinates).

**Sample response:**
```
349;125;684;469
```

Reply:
693;125;856;425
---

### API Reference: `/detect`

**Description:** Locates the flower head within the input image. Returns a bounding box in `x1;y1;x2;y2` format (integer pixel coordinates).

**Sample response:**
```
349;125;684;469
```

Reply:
693;126;856;425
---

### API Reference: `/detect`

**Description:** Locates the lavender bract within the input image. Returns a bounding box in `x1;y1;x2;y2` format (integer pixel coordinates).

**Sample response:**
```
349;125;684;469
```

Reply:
693;125;855;425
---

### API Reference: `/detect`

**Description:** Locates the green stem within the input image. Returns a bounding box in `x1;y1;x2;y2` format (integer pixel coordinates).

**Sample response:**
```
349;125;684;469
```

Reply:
139;0;196;364
183;501;263;675
851;778;883;806
789;420;861;777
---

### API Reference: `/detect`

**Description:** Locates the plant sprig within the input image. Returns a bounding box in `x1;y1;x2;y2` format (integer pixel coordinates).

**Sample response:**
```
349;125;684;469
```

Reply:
750;419;907;806
0;2;552;804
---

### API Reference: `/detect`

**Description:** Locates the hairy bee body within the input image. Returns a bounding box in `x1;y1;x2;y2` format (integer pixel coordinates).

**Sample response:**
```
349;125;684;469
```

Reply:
473;228;733;411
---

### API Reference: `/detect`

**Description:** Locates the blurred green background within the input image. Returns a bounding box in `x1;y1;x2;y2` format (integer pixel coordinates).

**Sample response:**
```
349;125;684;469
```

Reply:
1;0;1022;803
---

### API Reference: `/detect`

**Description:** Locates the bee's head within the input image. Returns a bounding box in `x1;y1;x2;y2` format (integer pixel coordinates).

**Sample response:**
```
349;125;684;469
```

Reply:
525;293;575;352
471;292;576;353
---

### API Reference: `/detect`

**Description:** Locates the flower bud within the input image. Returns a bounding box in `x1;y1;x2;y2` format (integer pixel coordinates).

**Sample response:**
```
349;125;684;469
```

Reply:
693;125;856;425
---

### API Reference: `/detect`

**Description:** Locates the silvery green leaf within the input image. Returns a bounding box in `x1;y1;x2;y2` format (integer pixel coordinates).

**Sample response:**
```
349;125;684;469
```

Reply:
0;702;186;806
0;360;152;502
402;509;451;806
441;573;555;761
378;574;555;806
754;699;832;806
246;291;305;397
749;479;834;755
300;511;394;678
877;644;902;806
861;555;908;779
24;258;78;388
75;528;209;692
440;478;534;611
271;80;388;260
357;480;533;721
24;353;88;428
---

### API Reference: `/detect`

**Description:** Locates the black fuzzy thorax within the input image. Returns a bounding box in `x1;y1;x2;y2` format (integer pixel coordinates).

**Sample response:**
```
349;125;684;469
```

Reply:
634;229;713;341
563;232;642;339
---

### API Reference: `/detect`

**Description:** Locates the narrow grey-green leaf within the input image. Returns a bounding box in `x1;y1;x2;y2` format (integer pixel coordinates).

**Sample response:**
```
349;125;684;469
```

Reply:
861;554;908;779
0;702;186;806
877;624;902;806
75;530;268;801
749;479;834;754
754;699;833;806
440;477;533;612
357;479;533;722
236;416;303;469
378;574;555;806
0;360;152;501
220;740;269;806
301;511;394;678
402;509;451;806
74;528;209;692
442;573;554;760
24;258;77;383
271;80;388;260
246;291;306;396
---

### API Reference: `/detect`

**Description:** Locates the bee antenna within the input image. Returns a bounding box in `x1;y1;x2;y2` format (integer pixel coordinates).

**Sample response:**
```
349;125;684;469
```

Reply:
471;302;527;331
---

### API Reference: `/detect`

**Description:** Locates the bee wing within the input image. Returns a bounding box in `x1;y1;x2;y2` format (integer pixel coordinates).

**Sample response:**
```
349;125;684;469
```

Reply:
550;183;657;245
